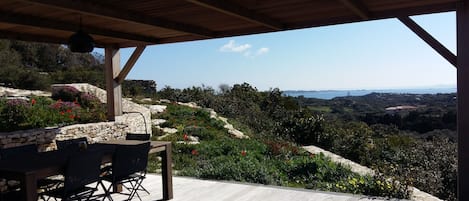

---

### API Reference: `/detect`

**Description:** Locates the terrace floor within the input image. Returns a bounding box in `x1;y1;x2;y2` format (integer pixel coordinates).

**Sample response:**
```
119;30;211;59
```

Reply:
104;174;392;201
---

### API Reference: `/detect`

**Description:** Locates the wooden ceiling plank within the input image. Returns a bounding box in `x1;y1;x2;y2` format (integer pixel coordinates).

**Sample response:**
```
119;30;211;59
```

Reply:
339;0;370;20
0;11;160;44
187;0;283;31
19;0;215;37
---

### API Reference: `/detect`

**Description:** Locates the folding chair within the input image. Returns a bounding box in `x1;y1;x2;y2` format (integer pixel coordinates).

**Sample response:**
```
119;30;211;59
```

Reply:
100;142;150;201
41;150;103;201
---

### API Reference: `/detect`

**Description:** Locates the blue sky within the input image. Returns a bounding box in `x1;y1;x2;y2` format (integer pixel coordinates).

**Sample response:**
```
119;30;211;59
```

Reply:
97;12;456;91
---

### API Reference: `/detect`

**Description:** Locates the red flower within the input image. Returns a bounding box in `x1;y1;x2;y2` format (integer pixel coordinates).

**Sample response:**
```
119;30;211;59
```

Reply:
241;150;247;157
69;115;75;119
191;149;199;156
66;109;72;113
31;98;36;105
183;134;189;141
60;111;65;115
73;100;80;107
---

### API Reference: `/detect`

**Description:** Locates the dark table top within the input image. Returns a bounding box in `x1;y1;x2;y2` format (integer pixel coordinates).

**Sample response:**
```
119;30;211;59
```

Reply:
0;140;170;178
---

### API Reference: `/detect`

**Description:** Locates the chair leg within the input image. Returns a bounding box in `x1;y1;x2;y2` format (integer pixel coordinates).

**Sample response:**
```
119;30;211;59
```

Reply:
127;177;145;201
84;182;100;201
99;181;114;201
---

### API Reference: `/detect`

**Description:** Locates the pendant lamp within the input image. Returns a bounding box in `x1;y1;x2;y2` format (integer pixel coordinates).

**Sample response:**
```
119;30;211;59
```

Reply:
68;17;94;53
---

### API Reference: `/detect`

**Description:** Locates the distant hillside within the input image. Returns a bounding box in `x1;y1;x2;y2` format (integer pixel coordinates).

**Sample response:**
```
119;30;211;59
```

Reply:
0;39;105;90
0;39;158;96
296;92;457;134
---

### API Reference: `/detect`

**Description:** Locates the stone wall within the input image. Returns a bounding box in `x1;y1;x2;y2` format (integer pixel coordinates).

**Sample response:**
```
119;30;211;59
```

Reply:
0;86;51;97
52;83;152;135
0;127;57;151
0;122;129;151
0;83;151;151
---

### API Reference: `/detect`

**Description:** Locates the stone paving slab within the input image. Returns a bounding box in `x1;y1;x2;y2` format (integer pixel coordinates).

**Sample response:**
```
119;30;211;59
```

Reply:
107;174;396;201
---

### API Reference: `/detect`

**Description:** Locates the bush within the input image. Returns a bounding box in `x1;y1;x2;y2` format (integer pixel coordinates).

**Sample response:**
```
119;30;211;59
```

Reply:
0;94;106;132
0;98;31;131
51;86;81;102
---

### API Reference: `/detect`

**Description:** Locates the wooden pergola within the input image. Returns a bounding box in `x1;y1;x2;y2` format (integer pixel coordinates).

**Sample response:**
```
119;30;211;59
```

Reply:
0;0;466;199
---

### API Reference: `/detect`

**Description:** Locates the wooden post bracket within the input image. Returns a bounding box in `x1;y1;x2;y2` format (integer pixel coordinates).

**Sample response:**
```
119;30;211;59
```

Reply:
115;45;146;84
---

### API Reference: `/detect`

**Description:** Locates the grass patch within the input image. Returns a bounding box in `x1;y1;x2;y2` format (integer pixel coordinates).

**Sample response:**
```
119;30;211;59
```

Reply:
308;106;332;113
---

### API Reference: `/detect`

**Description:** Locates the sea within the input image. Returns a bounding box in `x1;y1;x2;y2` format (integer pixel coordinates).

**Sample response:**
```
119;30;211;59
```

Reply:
283;87;457;100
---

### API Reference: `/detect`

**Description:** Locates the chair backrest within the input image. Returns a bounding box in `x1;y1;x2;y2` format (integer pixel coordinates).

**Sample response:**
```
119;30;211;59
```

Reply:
125;133;151;141
0;144;37;160
56;137;88;150
63;150;102;194
112;142;150;181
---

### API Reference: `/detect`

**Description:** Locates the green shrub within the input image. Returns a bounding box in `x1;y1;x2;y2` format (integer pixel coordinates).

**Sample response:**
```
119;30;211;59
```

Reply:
0;94;106;132
0;98;31;131
51;86;81;102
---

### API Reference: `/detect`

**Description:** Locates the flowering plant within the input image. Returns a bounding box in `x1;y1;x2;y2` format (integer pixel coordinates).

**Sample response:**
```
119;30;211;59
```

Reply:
0;93;106;132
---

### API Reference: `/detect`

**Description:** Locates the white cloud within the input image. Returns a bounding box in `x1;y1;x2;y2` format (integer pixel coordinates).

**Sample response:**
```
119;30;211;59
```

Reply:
256;47;269;55
219;40;252;52
219;40;269;58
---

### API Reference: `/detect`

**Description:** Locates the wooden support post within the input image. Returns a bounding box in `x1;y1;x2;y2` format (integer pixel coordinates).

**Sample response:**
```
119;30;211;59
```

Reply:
105;47;123;121
457;1;469;200
161;143;173;200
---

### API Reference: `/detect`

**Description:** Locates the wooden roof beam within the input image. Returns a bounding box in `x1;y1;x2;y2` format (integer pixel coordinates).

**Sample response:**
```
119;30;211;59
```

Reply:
339;0;370;20
187;0;283;31
19;0;215;37
0;30;65;44
398;16;456;68
0;12;159;45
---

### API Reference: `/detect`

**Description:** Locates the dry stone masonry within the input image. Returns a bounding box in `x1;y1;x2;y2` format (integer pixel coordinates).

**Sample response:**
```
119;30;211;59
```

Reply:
0;84;151;151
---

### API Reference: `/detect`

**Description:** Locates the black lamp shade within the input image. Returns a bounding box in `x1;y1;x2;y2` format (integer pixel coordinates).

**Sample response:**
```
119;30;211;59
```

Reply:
68;30;95;53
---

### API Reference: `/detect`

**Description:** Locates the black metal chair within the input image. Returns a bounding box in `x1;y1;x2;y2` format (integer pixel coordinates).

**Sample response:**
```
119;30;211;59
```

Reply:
41;150;103;201
41;138;89;196
125;133;150;141
100;142;150;201
56;137;88;151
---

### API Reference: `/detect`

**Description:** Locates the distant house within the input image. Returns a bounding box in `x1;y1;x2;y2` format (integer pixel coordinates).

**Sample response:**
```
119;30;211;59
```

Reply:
385;105;418;113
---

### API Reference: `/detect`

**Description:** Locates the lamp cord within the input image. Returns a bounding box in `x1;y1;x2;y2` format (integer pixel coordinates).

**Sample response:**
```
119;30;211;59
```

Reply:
123;111;149;135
